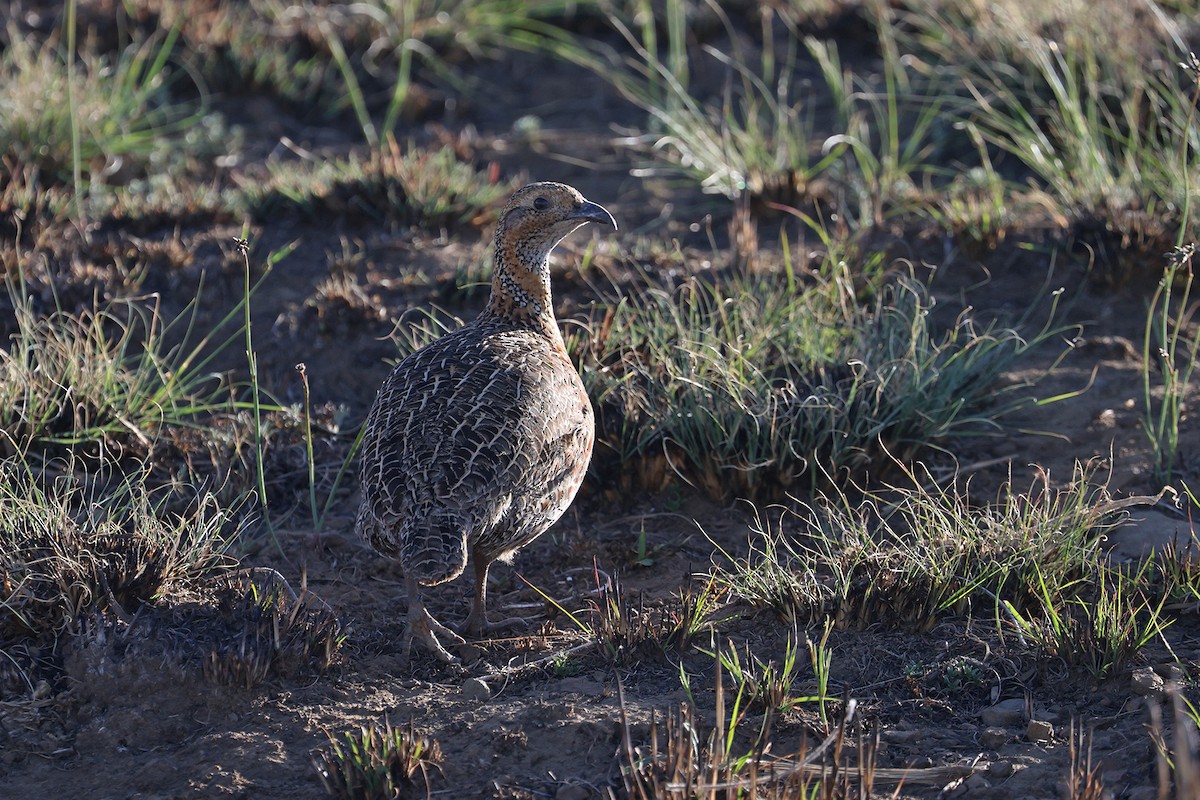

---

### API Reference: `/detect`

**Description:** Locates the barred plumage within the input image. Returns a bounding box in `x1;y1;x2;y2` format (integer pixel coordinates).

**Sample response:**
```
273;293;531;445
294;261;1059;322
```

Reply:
356;182;616;663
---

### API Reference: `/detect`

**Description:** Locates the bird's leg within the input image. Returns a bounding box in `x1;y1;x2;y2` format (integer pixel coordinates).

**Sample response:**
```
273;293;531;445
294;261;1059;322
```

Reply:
402;573;465;665
459;553;533;638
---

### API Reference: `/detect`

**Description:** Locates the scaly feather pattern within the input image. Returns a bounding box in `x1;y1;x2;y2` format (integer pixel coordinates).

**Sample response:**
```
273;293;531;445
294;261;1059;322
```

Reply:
356;182;616;663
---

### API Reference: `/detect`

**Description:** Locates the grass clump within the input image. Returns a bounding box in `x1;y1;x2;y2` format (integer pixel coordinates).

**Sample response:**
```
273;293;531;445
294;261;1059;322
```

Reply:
896;0;1200;270
204;568;346;689
574;250;1064;501
1142;244;1199;488
147;0;349;119
713;627;833;724
583;0;951;224
244;140;516;231
0;280;244;455
587;570;729;665
1151;687;1200;800
0;454;235;643
715;463;1136;633
1066;722;1105;800
313;718;443;800
534;567;727;666
593;0;841;205
1005;562;1172;680
0;22;202;190
618;667;883;799
314;0;597;145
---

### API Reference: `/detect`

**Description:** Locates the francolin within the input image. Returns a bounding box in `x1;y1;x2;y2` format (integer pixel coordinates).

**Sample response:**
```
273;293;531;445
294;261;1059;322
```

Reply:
356;182;616;663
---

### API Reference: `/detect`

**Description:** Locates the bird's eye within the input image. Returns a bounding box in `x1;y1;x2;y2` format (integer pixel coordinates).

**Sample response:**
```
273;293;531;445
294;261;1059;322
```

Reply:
533;196;550;211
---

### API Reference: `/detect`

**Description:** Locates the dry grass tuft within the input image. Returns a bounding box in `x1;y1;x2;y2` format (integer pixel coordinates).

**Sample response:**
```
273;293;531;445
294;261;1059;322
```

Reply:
0;455;235;643
716;462;1141;633
1065;721;1105;800
203;568;345;689
616;667;880;800
243;139;516;231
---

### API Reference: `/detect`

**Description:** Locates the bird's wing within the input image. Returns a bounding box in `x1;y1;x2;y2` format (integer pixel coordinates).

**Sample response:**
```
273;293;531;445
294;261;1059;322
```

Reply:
357;327;571;579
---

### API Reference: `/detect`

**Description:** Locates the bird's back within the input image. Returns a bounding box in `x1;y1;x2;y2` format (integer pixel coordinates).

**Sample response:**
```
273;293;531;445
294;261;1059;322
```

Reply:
356;318;594;585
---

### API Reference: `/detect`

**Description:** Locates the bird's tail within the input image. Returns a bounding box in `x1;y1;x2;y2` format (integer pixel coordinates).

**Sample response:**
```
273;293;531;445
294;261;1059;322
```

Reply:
356;504;400;557
399;515;468;586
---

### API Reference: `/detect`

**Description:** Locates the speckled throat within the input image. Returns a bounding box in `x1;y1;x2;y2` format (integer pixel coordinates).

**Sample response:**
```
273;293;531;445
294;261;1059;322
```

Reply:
480;217;575;332
476;181;615;336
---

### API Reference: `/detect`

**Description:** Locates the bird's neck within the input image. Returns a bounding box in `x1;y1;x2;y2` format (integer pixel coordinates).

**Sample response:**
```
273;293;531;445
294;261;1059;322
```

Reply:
480;238;559;334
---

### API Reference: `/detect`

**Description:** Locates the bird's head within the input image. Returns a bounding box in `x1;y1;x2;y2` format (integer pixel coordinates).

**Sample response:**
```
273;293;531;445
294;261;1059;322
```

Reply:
495;182;616;263
487;182;616;326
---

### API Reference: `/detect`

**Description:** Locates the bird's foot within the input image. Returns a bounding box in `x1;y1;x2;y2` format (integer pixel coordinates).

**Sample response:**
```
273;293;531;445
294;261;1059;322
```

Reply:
402;606;467;665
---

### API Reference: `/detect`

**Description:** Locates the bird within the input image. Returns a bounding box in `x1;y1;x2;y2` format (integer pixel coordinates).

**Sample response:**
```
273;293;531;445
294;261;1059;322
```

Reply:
356;181;617;663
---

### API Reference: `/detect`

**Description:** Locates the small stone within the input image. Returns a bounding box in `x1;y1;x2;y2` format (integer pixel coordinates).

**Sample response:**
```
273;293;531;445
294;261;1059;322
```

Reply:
1127;787;1156;800
556;785;591;800
989;760;1014;778
881;729;923;745
32;680;51;700
461;677;491;701
943;776;970;799
980;698;1026;727
457;643;485;663
980;727;1010;749
1154;663;1184;683
1026;719;1054;743
1106;510;1192;561
1131;667;1165;699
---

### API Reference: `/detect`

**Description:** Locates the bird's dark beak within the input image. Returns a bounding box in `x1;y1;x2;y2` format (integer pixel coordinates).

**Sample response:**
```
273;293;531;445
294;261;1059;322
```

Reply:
571;200;617;230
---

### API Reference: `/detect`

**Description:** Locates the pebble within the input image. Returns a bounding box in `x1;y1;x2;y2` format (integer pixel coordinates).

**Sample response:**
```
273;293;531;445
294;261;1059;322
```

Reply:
457;643;486;663
1154;663;1184;683
1026;719;1054;743
1131;667;1165;699
556;785;591;800
882;729;924;745
980;698;1026;727
980;727;1010;749
461;677;491;701
988;760;1014;778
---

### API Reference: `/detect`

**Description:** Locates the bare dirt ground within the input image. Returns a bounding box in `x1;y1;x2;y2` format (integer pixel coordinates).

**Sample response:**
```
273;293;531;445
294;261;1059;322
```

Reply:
3;23;1200;800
